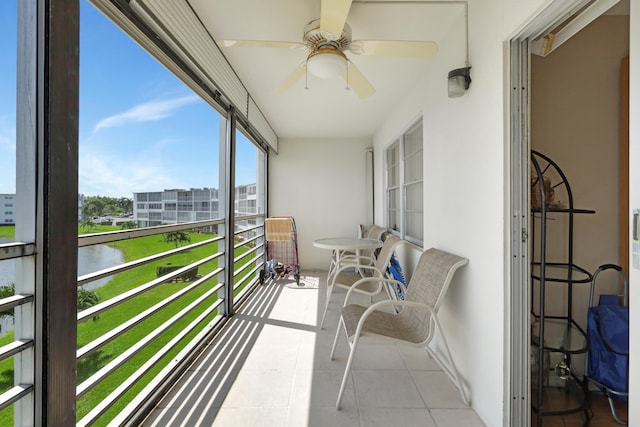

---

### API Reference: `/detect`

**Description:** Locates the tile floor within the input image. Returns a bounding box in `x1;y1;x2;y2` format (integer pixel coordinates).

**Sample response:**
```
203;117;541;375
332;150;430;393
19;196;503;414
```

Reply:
142;270;486;427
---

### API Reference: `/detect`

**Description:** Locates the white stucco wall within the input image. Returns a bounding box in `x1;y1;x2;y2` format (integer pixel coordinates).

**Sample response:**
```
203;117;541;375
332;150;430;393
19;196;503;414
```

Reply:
268;1;639;425
372;3;507;425
269;137;371;270
371;0;602;426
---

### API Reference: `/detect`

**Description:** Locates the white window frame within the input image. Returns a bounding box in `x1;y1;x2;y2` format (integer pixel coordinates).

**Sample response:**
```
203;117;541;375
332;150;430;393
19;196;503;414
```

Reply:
385;118;424;246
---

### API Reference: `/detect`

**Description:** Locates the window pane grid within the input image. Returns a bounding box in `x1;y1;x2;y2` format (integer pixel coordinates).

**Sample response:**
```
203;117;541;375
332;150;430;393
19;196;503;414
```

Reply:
385;119;423;245
404;152;423;183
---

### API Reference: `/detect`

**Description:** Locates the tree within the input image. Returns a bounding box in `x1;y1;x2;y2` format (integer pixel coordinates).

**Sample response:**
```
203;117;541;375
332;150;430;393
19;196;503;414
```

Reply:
116;197;133;214
82;195;133;219
120;221;137;230
80;218;97;232
83;197;106;219
77;288;101;321
77;288;100;310
163;231;191;248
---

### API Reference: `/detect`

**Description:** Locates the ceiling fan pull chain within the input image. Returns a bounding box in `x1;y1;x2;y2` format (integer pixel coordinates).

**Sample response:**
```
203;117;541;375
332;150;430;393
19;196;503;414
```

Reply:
305;62;309;90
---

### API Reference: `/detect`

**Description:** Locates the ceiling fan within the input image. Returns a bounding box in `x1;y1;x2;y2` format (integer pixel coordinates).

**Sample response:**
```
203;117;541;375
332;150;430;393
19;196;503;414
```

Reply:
217;0;438;99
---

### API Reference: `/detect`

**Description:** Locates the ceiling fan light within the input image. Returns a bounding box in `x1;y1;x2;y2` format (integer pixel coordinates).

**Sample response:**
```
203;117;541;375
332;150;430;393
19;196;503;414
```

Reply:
307;49;347;79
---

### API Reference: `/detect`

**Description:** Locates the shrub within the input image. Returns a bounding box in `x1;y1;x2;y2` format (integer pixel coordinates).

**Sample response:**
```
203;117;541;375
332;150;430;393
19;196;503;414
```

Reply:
0;283;15;319
78;288;101;322
155;265;199;283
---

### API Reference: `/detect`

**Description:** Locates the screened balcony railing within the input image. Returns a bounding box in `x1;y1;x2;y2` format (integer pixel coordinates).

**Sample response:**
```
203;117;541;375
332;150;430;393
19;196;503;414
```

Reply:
0;214;266;425
0;241;36;412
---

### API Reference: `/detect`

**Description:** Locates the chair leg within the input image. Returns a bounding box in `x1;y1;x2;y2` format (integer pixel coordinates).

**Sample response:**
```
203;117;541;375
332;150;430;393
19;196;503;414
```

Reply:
430;315;470;406
336;335;360;410
607;395;628;425
330;317;343;360
319;283;334;329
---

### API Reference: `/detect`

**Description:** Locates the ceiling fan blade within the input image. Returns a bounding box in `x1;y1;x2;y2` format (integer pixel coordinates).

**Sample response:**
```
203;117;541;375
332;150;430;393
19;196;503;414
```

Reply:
320;0;353;39
273;64;306;94
218;40;306;49
342;61;375;99
350;40;438;58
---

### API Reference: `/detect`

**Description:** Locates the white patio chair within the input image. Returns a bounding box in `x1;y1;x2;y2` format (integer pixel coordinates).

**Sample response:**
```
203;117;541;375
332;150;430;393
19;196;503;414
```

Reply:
330;248;470;409
329;225;387;279
320;234;405;329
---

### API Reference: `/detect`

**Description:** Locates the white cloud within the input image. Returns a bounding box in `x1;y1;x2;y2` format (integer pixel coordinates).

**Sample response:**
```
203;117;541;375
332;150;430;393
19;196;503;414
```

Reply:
92;94;200;134
79;151;179;198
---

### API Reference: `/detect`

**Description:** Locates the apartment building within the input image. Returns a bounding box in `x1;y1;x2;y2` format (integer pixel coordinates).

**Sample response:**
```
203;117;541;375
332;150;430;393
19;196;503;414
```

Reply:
134;184;256;229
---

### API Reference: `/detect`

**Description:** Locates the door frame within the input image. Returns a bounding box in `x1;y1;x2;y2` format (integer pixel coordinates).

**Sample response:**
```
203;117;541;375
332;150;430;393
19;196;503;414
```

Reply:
507;1;600;425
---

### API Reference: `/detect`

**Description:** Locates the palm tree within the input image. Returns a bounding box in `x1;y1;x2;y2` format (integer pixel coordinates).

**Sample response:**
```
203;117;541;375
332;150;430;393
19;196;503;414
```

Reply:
80;218;97;232
163;231;191;248
83;197;106;219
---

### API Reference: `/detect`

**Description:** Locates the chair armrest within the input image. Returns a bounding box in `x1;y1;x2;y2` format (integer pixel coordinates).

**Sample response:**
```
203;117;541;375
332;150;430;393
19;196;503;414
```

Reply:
330;263;383;286
343;277;403;305
352;299;435;339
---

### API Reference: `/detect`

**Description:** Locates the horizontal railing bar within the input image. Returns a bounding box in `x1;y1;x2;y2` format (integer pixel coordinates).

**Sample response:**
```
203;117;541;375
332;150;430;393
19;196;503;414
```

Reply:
124;276;272;425
234;233;263;250
0;294;34;313
233;255;259;281
233;223;263;236
233;262;262;291
0;384;33;412
78;218;224;247
0;242;35;261
76;286;221;398
234;213;263;223
115;313;228;426
0;339;33;363
234;275;262;308
77;235;223;286
73;214;264;422
232;249;265;308
233;244;261;264
77;252;222;323
77;269;224;360
233;273;254;294
78;299;223;427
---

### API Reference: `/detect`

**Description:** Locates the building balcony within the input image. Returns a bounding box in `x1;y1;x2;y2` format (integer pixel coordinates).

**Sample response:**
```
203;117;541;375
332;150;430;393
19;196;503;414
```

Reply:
1;218;484;426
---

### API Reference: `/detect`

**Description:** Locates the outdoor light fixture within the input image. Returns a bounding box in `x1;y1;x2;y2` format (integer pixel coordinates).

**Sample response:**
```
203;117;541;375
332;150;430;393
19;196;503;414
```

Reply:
447;66;471;98
306;47;348;79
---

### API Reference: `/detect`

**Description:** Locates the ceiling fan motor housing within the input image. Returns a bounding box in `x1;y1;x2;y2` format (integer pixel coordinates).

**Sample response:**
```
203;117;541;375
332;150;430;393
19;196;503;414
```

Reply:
303;18;352;50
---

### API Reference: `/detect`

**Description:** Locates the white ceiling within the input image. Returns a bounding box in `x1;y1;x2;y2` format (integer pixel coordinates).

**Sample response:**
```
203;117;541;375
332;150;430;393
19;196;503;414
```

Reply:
188;0;465;140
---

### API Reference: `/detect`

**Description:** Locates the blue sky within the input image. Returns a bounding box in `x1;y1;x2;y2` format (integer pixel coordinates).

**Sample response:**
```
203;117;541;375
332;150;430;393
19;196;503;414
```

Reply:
0;0;257;198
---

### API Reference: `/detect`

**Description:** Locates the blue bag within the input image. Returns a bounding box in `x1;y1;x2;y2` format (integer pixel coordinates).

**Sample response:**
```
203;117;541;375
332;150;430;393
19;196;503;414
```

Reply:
587;301;629;399
387;253;407;300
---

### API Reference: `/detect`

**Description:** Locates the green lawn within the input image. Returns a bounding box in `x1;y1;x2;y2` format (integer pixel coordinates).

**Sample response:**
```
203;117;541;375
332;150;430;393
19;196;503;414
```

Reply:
0;225;14;239
0;224;260;425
